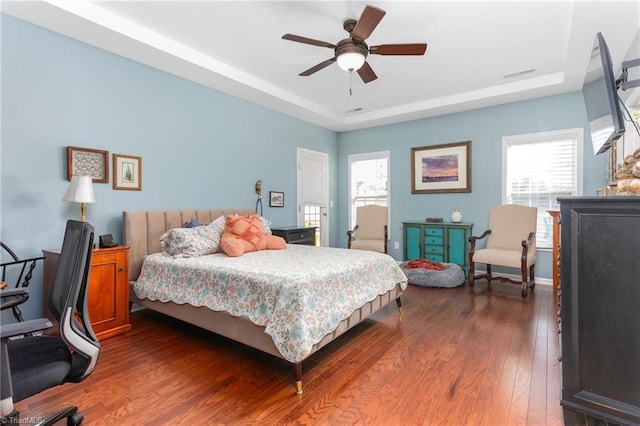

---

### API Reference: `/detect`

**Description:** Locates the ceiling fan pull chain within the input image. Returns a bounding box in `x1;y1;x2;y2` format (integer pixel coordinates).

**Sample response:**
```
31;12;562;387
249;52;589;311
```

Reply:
349;71;353;96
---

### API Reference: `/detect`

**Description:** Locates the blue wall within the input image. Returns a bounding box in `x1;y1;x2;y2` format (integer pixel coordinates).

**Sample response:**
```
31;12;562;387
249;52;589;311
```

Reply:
1;14;610;320
337;93;609;278
1;14;338;319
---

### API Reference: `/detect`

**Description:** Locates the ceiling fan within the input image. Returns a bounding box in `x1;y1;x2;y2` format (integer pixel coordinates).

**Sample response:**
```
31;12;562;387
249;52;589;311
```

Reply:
282;4;427;83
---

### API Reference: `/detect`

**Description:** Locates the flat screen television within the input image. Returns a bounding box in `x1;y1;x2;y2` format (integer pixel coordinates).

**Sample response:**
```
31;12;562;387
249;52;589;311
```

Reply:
581;32;625;155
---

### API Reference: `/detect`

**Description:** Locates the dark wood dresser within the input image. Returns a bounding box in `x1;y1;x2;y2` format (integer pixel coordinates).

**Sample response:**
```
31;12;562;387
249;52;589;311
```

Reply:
558;196;640;425
271;226;316;245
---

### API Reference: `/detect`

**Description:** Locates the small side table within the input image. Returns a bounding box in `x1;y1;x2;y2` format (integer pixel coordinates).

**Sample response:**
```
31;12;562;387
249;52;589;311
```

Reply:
271;226;317;246
43;246;131;340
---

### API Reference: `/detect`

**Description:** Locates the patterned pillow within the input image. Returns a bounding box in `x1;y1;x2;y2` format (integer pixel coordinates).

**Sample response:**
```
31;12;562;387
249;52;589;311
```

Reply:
160;223;221;258
207;215;226;252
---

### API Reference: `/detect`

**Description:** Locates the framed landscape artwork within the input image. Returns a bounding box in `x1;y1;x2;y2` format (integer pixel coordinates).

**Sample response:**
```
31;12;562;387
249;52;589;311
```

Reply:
411;141;471;194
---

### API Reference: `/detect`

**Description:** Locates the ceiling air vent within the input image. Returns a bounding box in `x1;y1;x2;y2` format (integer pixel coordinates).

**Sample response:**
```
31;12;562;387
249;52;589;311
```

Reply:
504;68;535;79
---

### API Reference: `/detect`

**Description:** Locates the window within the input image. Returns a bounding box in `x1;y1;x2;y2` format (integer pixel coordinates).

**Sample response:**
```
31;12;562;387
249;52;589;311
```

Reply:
348;151;390;232
502;128;583;248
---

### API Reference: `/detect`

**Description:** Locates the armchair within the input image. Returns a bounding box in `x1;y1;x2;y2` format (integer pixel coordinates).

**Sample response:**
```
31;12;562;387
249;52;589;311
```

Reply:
0;220;100;426
347;205;388;254
468;204;537;299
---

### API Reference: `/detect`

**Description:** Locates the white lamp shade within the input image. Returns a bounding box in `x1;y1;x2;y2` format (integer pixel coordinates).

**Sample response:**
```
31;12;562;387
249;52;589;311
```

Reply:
63;175;96;203
337;52;366;72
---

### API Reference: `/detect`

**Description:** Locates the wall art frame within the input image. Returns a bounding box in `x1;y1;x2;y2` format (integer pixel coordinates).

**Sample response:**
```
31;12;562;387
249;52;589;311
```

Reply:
113;153;142;191
411;141;471;194
608;140;622;186
269;191;284;207
67;146;109;183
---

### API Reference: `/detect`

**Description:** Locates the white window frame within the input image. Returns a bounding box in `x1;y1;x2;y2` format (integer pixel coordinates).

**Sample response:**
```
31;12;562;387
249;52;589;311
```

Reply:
502;128;583;249
347;150;391;238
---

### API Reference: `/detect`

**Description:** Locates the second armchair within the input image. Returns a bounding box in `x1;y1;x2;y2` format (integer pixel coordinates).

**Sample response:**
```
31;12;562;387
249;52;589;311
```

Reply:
347;205;388;254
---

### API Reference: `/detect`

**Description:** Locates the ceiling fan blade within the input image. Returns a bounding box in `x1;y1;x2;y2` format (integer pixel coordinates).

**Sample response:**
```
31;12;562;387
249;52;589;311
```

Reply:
369;43;428;55
351;5;386;42
282;34;336;49
299;58;337;76
357;61;377;83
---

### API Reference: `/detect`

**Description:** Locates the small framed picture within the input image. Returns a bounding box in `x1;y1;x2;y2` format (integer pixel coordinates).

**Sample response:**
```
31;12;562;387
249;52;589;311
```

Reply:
269;191;284;207
113;153;142;191
67;146;109;183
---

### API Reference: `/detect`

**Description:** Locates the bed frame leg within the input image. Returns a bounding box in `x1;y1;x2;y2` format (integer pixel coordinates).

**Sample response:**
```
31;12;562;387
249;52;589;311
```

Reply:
294;363;303;395
396;297;403;317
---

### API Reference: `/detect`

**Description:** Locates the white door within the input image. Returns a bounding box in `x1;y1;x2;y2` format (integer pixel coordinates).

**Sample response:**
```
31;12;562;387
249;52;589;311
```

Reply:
297;148;329;246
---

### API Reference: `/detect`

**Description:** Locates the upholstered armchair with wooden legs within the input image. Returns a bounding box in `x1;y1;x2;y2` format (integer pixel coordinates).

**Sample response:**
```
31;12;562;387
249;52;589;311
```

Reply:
468;204;537;299
347;205;388;254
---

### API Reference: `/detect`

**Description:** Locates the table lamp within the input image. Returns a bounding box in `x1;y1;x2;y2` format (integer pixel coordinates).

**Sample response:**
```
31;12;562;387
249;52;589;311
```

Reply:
63;175;95;221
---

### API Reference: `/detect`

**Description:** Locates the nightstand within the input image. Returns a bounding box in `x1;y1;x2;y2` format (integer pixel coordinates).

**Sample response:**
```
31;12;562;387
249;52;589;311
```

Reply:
43;245;131;340
271;226;317;245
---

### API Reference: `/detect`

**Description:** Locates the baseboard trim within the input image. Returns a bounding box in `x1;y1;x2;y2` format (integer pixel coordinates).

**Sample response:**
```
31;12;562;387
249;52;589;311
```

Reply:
472;269;552;287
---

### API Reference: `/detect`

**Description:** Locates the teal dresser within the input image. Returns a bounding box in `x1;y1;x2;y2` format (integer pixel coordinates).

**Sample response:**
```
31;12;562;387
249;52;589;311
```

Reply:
402;222;473;276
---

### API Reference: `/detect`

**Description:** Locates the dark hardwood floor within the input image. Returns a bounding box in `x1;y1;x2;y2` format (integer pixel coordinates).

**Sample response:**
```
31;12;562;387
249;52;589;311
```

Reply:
16;281;563;425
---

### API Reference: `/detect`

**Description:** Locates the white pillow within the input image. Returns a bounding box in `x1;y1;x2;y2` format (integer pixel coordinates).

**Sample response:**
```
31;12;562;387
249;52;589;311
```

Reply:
260;216;273;235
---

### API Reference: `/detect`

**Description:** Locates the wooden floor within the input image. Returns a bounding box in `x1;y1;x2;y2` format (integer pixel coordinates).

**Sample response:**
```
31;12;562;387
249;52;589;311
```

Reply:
16;281;563;425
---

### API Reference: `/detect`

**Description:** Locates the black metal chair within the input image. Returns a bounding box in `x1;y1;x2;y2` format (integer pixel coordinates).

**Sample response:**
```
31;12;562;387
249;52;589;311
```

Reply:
1;241;45;322
0;220;100;425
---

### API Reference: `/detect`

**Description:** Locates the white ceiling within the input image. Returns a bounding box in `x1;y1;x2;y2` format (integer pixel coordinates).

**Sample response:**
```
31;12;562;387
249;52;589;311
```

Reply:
2;1;639;132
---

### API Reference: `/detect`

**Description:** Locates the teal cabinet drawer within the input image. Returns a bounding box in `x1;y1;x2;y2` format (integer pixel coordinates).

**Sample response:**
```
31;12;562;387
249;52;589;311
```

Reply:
424;236;442;245
424;245;444;255
426;254;444;262
424;228;443;236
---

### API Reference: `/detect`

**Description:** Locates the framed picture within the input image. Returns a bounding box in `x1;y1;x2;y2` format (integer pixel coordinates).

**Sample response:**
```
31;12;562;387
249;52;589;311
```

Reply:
67;146;109;183
113;153;142;191
269;191;284;207
411;141;471;194
608;140;623;185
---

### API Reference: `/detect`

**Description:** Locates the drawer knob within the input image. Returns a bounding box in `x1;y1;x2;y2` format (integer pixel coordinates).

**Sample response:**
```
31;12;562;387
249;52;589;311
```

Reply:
118;266;125;272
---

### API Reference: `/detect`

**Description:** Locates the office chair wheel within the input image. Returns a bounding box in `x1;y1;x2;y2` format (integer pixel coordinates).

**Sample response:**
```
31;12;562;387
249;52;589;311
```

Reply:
67;412;83;425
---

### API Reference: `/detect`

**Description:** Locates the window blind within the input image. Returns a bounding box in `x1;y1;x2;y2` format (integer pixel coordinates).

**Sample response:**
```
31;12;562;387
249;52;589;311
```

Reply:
503;129;583;248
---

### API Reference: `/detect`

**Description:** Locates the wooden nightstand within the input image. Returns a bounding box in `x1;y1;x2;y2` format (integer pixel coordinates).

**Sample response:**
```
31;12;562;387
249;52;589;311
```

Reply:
43;245;131;340
271;226;317;245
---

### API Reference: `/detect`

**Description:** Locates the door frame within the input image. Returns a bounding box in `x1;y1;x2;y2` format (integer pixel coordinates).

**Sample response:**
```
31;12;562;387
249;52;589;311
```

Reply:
296;147;329;247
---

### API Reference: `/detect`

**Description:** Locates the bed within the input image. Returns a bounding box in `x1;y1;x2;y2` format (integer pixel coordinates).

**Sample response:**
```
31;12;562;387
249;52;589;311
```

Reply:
123;209;407;394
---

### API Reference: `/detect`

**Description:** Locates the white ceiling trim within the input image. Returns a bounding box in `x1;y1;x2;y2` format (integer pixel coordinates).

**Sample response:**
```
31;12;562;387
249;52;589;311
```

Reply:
2;1;639;132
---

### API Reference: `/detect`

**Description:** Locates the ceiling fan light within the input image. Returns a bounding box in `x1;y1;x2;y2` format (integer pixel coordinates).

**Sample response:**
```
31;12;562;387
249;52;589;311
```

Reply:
337;52;366;72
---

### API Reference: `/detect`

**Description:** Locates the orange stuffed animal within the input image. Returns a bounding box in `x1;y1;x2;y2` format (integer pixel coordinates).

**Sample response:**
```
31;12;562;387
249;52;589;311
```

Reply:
220;214;286;257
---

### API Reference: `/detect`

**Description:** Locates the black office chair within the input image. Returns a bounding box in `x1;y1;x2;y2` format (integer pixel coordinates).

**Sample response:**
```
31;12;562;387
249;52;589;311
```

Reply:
0;220;100;425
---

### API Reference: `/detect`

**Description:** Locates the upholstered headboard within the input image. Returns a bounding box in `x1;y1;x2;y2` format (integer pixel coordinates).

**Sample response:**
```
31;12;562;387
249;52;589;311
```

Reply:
123;209;254;282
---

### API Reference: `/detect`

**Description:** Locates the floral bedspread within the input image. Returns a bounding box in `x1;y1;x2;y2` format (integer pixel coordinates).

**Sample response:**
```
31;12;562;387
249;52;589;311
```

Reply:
134;244;407;363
